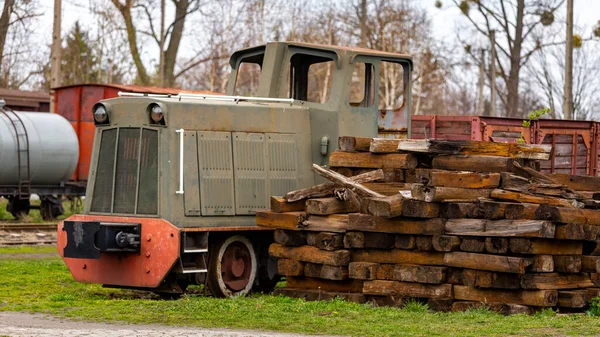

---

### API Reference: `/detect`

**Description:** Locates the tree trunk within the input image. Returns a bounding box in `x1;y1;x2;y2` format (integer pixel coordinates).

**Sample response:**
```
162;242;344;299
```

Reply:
163;0;189;87
112;0;150;85
0;0;15;68
506;0;525;117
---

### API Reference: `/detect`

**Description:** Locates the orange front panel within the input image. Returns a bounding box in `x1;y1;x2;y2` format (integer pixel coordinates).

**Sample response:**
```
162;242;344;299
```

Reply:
58;215;180;288
77;122;96;181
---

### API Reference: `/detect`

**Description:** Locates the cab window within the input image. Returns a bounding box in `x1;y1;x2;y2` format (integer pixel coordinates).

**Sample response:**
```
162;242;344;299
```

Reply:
233;53;264;96
288;53;335;104
349;62;375;108
379;61;407;111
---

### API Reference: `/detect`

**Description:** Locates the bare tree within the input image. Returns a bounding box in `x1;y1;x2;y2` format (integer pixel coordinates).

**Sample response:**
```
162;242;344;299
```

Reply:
451;0;565;117
110;0;204;86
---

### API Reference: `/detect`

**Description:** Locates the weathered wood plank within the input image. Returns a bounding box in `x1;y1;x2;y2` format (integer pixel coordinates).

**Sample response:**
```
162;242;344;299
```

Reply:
520;273;593;290
509;238;583;255
352;249;445;266
363;194;404;218
363;182;413;196
432;155;514;173
531;255;555;273
370;138;402;153
555;224;600;241
395;235;416;250
338;136;372;152
268;244;350;266
347;214;445;235
305;197;359;215
342;232;395;249
548;174;600;192
299;214;349;233
402;199;440;218
505;203;539;220
329;152;418;169
553;256;582;273
432;235;461;252
582;256;600;273
444;252;532;274
348;262;379;280
460;237;486;252
256;211;307;230
445;219;555;238
534;205;600;226
485;237;509;254
558;290;588;308
396;139;551;159
284;169;384;202
429;171;501;189
439;203;478;219
415;236;434;251
501;174;581;199
412;184;493;202
274;229;306;246
453;285;557;307
392;265;448;284
376;264;395;280
277;259;304;276
271;196;305;213
304;263;348;281
305;232;344;251
286;277;364;293
363;280;453;300
312;164;385;198
462;269;521;289
491;189;584;208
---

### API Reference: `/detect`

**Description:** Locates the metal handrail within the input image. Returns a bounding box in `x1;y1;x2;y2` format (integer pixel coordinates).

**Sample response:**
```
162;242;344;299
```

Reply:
117;92;295;106
175;129;184;195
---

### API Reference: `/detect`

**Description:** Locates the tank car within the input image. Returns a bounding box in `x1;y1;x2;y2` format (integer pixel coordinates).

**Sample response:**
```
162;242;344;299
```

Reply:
57;42;413;297
0;102;83;220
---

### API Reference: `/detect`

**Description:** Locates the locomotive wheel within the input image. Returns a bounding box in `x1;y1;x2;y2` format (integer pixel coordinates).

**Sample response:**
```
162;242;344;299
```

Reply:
207;235;257;298
7;198;30;220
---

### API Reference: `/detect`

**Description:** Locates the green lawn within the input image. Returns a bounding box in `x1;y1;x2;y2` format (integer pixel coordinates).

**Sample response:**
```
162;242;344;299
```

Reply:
1;246;600;336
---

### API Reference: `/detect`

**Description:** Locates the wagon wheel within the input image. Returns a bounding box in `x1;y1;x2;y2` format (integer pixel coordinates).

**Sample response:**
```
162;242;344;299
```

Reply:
207;235;257;298
254;255;281;293
7;198;30;220
40;196;64;221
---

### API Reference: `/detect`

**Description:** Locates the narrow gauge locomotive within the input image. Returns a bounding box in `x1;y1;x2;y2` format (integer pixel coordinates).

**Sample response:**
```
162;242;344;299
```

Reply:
58;42;413;297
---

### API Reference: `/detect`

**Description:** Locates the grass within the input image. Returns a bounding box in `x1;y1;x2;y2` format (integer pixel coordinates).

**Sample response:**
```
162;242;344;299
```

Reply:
2;247;600;336
0;197;82;222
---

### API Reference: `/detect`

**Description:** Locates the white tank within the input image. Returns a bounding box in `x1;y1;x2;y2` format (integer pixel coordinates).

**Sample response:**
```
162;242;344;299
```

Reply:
0;110;79;185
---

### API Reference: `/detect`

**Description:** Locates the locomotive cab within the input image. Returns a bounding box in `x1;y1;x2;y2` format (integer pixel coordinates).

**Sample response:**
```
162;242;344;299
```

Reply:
58;42;413;298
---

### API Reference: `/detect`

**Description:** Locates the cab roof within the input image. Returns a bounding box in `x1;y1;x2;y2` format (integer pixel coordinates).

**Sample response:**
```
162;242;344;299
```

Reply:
230;41;413;67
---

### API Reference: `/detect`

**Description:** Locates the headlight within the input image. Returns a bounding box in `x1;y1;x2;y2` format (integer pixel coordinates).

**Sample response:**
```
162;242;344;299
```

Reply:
93;104;108;123
150;104;164;123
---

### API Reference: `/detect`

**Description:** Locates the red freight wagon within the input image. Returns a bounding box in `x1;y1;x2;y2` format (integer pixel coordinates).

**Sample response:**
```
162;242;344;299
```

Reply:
409;115;600;177
52;84;219;182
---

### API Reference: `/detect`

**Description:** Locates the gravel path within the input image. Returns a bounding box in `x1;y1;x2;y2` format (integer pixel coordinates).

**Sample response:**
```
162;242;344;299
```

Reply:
0;312;331;337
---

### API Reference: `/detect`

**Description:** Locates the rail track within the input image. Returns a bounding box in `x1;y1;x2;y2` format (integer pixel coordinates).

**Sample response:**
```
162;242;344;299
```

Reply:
0;223;57;245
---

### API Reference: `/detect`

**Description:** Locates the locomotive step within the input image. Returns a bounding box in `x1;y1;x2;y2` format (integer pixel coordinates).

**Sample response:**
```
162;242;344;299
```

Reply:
183;248;208;253
182;268;208;274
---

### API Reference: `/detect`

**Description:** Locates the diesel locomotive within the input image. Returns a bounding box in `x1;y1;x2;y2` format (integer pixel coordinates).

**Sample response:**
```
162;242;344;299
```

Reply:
58;42;413;297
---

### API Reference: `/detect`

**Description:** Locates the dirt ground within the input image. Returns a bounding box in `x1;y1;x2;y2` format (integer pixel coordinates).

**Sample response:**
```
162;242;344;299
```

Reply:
0;312;329;337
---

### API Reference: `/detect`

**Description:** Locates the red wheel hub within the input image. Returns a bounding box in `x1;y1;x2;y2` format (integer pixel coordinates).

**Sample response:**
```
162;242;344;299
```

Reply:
220;242;252;291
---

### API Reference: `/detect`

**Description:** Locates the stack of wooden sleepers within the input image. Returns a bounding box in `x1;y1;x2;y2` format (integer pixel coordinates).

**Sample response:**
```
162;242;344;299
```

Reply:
256;136;600;314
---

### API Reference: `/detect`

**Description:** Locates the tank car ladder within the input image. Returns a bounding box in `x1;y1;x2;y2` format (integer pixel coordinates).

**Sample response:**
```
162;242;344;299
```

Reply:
0;108;31;199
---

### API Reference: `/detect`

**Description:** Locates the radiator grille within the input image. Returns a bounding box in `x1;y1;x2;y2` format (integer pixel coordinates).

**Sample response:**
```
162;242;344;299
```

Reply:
90;127;159;215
